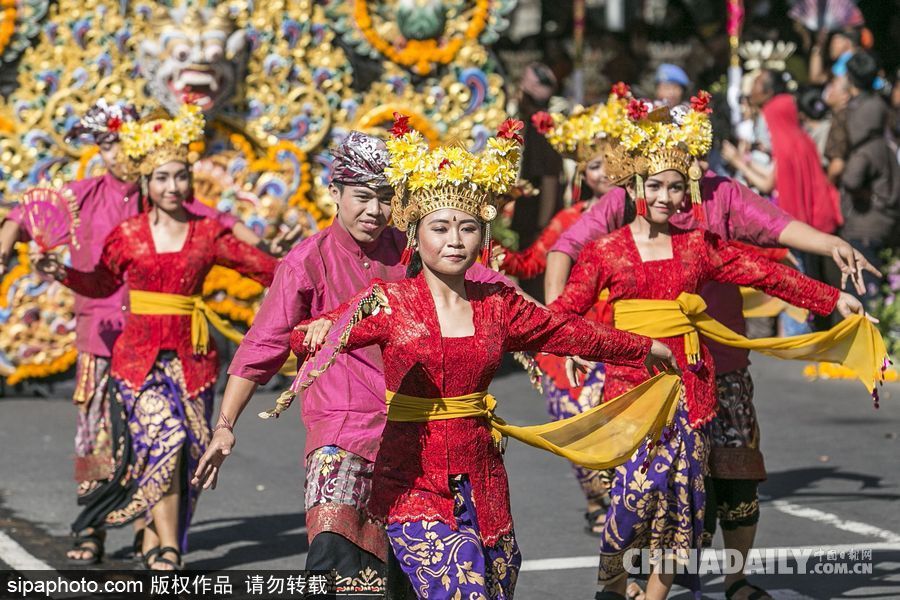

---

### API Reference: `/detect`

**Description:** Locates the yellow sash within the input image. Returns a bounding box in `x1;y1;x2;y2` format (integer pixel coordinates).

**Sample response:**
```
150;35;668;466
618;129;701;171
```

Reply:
614;292;887;393
384;372;682;470
741;287;808;321
130;290;246;354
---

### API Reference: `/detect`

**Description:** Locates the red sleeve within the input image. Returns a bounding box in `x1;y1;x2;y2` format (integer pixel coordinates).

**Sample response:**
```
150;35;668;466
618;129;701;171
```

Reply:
213;229;278;287
729;240;789;263
502;285;649;368
548;239;611;316
61;225;127;297
289;282;392;357
501;204;583;278
703;231;839;316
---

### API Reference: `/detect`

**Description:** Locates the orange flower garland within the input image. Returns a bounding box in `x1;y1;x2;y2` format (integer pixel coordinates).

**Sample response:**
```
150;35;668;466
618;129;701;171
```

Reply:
7;349;78;386
353;0;490;75
0;0;15;57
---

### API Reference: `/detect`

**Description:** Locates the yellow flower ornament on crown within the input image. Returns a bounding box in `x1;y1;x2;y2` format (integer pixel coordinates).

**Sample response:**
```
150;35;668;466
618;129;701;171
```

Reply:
385;113;524;265
600;83;714;221
119;103;206;177
530;82;633;202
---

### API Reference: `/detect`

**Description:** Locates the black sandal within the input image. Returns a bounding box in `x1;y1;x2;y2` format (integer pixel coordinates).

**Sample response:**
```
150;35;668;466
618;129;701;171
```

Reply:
67;529;105;565
131;529;145;561
726;579;772;600
142;547;161;570
584;508;607;536
150;546;183;571
594;592;627;600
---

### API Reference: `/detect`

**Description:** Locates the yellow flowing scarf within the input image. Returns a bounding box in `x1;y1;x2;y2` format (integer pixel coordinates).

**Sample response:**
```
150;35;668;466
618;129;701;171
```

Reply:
741;287;808;322
130;290;246;354
614;292;887;393
384;372;682;470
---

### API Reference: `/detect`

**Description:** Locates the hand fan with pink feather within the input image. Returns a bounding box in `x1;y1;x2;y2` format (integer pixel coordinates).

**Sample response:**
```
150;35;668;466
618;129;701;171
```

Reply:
18;184;81;252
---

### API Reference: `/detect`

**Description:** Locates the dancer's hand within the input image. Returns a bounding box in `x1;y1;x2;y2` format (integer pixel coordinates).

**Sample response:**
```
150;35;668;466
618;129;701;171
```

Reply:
645;340;680;376
192;428;235;490
268;224;305;257
835;291;878;322
29;251;65;281
831;242;882;295
565;356;597;387
294;318;334;352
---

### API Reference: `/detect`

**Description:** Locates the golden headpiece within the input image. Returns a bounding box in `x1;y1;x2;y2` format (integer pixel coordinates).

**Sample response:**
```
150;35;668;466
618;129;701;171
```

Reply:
385;113;523;264
601;84;713;220
119;104;206;177
531;83;632;200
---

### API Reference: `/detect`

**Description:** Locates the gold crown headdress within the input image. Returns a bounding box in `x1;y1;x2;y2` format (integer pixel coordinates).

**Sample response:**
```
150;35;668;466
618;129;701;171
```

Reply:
532;82;633;201
119;104;206;177
385;113;523;265
602;87;713;221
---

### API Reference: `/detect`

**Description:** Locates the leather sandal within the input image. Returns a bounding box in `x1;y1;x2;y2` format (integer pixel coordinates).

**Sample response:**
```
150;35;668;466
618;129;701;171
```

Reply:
66;529;105;565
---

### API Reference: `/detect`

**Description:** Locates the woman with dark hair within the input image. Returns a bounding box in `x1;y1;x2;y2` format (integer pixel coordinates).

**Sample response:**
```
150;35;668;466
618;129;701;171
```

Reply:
33;106;278;570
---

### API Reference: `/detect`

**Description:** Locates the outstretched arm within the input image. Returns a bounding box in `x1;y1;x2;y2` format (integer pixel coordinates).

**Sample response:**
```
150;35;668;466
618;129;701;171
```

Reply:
213;230;279;287
704;232;844;317
38;227;128;297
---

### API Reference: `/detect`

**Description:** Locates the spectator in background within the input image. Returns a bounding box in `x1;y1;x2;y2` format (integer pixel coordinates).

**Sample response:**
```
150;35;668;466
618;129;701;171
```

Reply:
749;69;845;329
839;52;900;306
513;62;564;301
823;74;852;184
797;85;831;167
654;63;690;106
809;27;862;84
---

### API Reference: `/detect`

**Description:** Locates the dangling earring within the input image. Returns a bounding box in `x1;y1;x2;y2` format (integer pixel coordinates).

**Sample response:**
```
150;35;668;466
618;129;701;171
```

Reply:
400;224;416;266
688;162;704;223
635;174;648;217
480;221;493;265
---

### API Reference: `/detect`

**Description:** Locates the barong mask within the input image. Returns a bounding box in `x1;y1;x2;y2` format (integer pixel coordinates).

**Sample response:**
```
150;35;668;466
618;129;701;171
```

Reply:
601;84;713;221
64;99;140;145
385;112;523;265
118;104;206;178
331;131;391;191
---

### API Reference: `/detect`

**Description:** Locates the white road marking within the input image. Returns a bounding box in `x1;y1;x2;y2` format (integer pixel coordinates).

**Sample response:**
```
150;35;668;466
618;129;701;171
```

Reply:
771;500;900;543
0;530;54;570
520;542;900;571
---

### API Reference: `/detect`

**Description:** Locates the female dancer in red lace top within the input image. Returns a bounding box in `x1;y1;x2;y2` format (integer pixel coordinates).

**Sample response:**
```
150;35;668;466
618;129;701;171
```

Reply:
34;107;277;570
550;98;864;600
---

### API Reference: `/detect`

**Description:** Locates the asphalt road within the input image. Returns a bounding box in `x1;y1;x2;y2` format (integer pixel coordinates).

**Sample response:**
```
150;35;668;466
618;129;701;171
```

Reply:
1;354;899;599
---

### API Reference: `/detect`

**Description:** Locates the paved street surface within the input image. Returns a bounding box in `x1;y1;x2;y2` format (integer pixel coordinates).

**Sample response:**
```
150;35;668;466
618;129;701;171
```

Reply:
1;354;899;599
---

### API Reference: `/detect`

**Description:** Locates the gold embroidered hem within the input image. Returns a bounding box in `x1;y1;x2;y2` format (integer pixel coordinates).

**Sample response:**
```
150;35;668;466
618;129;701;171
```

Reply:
307;503;388;563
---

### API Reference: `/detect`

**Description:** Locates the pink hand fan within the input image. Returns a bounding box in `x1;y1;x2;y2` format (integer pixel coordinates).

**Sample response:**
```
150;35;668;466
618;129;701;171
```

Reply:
789;0;864;32
19;185;81;252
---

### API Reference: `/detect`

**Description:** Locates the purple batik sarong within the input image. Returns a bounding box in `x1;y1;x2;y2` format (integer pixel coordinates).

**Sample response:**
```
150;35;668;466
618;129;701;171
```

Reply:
598;402;708;595
103;353;213;553
387;476;522;599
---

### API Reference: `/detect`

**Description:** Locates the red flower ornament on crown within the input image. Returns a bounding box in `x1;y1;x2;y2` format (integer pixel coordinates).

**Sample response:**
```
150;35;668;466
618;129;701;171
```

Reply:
106;116;123;133
611;81;631;99
627;99;649;121
498;118;525;144
390;112;412;137
531;111;554;135
690;91;712;114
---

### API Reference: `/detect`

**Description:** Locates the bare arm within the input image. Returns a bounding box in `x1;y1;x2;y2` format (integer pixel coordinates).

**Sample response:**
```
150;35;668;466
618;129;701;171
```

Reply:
0;219;21;275
777;220;882;294
190;375;257;490
544;251;574;304
730;157;776;195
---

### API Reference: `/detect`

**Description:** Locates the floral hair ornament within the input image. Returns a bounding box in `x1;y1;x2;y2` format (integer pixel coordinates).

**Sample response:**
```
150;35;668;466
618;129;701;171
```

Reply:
385;113;524;266
118;103;206;177
531;82;634;203
603;89;714;222
64;99;140;145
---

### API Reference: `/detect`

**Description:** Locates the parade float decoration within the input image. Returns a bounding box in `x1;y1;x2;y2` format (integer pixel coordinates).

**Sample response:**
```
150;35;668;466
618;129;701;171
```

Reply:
0;0;516;385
